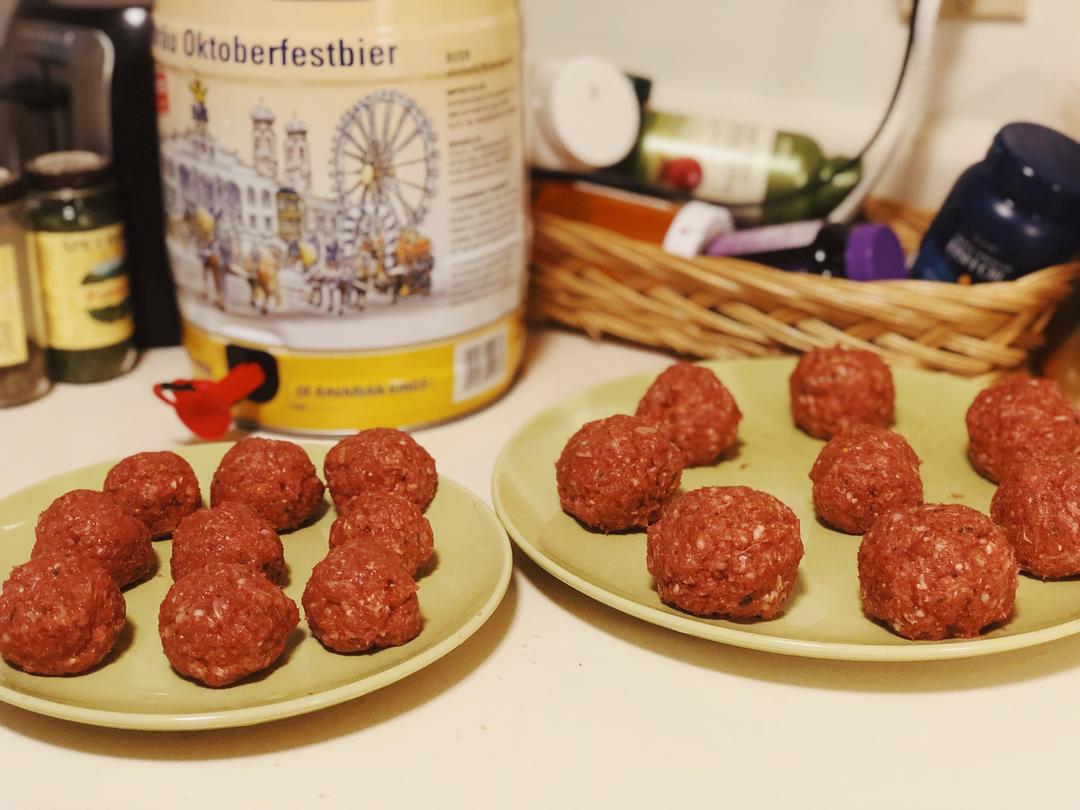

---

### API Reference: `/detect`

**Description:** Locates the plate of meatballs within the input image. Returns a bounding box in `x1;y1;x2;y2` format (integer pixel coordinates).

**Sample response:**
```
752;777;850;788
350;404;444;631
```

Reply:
0;430;511;729
493;348;1080;661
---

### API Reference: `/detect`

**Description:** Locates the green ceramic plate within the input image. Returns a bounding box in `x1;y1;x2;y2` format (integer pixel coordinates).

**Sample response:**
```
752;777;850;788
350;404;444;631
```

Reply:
493;357;1080;662
0;443;511;730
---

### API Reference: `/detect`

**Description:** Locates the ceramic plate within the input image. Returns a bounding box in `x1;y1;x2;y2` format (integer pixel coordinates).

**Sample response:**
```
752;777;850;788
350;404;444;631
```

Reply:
0;443;511;730
493;357;1080;662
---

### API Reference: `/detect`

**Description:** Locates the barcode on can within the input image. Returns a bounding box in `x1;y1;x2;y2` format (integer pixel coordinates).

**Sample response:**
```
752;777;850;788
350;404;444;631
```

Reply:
0;322;14;357
453;326;508;403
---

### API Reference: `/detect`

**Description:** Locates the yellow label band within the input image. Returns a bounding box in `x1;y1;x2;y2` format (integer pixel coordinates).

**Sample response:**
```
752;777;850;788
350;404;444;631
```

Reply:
0;245;28;367
33;224;134;351
183;311;524;433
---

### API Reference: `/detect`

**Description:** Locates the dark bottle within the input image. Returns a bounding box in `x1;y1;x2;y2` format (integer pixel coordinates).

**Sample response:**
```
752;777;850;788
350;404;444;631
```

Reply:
706;220;906;281
911;123;1080;284
25;151;136;383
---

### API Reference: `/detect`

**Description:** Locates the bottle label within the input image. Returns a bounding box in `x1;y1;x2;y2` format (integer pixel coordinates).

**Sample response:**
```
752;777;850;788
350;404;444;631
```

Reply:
941;232;1014;283
912;228;1018;283
33;224;134;351
706;219;823;257
638;113;775;204
0;245;28;367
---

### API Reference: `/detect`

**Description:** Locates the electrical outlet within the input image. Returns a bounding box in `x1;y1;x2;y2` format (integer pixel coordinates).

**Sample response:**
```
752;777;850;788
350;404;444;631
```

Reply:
896;0;1027;20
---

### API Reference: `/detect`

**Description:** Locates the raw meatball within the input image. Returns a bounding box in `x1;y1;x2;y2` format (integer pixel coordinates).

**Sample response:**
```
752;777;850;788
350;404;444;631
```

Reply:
323;428;437;511
810;425;924;534
646;486;804;619
0;553;126;676
858;503;1017;641
158;561;299;687
329;492;434;575
303;540;422;653
33;489;155;588
103;450;201;537
991;453;1080;579
635;362;742;466
789;346;895;439
556;414;684;533
210;437;325;531
170;501;285;584
966;374;1080;483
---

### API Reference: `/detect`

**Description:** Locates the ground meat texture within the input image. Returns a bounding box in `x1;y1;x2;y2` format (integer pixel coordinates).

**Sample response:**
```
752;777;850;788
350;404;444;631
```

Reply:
858;503;1017;641
789;347;895;439
158;561;299;687
210;437;325;531
170;501;285;584
303;540;422;653
103;451;201;537
329;492;434;575
965;375;1080;483
991;454;1080;579
556;414;684;533
33;489;155;588
323;429;437;512
646;486;804;619
810;425;924;534
0;553;126;675
635;362;742;467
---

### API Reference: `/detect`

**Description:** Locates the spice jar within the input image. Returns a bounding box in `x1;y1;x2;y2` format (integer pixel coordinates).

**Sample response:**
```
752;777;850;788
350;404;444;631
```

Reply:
26;151;136;383
0;167;50;407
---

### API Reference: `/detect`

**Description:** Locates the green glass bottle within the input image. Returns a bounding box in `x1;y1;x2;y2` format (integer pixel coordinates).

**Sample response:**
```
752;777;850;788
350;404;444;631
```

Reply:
629;111;860;224
25;151;136;383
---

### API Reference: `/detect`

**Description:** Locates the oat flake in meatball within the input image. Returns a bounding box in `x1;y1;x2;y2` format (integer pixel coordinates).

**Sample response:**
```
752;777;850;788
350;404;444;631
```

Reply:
323;428;438;512
635;362;742;467
103;450;201;537
303;540;422;653
329;492;434;575
965;374;1080;483
646;486;804;619
858;503;1017;641
210;437;325;531
810;425;924;535
33;489;155;588
170;501;285;584
991;453;1080;579
158;561;299;688
0;553;126;676
789;346;895;440
556;414;684;533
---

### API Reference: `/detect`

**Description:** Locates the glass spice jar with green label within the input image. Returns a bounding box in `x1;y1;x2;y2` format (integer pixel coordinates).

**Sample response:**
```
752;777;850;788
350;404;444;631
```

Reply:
25;151;136;383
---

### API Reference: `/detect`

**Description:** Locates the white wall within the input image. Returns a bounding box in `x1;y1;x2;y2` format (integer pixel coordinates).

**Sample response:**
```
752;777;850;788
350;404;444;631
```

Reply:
521;0;1080;208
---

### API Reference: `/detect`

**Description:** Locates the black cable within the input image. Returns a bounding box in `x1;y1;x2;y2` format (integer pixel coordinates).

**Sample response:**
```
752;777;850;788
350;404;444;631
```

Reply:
534;0;922;213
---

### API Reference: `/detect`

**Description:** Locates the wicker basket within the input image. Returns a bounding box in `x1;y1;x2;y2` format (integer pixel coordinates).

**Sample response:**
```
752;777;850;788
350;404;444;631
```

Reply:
528;198;1080;376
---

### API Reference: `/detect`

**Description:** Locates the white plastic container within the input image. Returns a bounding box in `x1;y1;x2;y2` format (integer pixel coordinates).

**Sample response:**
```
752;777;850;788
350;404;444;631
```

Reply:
153;0;527;433
527;56;640;172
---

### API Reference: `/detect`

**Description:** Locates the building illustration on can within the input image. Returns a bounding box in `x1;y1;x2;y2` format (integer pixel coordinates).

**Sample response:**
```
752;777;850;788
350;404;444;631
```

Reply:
160;80;437;317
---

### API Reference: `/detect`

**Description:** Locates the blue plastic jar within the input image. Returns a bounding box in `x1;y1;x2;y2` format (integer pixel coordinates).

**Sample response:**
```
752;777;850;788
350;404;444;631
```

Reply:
911;123;1080;283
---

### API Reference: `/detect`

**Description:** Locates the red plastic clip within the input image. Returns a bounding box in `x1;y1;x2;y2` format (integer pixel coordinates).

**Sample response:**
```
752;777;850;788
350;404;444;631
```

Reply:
153;362;266;440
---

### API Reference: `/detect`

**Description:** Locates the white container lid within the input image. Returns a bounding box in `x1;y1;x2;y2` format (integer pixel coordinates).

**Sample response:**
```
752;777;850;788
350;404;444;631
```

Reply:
529;56;640;172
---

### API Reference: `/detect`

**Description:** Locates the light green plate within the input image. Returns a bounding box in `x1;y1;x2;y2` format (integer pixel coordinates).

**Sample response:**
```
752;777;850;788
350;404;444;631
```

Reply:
0;443;511;730
493;357;1080;662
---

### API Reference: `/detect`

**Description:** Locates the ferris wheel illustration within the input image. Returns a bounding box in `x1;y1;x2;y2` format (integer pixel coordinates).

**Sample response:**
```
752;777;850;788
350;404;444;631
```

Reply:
330;89;438;249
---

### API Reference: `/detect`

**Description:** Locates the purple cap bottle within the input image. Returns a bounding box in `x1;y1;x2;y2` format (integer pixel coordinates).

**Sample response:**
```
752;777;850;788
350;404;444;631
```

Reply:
706;220;906;281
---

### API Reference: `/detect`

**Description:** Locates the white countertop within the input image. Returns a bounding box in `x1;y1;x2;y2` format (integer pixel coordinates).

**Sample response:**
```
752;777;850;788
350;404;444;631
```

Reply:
1;326;1075;810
